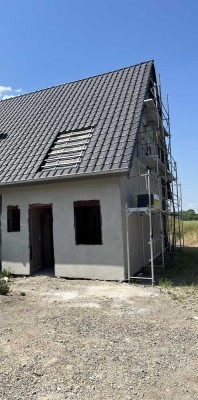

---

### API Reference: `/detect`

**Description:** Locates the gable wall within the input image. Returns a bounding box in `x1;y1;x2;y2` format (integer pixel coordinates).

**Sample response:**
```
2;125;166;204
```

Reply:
0;177;125;280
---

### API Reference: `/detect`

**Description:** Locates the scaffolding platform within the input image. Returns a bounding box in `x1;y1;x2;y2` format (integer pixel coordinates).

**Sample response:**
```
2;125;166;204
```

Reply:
127;207;167;215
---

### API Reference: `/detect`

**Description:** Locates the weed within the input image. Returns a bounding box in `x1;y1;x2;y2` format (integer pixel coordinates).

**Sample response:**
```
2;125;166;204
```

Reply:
157;278;173;288
0;268;12;278
0;280;9;295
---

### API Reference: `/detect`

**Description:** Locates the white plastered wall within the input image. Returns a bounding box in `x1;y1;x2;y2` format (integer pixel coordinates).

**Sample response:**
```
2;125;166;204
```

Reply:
0;177;125;281
119;165;149;277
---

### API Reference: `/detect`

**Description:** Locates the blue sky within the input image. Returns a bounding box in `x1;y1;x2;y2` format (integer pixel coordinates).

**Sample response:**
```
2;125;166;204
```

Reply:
0;0;197;211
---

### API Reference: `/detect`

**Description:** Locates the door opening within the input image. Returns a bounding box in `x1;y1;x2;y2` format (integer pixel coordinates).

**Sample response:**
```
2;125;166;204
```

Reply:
29;204;54;274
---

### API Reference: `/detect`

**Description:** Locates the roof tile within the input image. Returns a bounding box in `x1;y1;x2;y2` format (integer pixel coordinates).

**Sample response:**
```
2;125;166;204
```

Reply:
0;60;153;183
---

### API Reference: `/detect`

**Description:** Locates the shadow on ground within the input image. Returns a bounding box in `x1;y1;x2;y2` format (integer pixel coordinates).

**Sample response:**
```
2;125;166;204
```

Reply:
156;247;198;287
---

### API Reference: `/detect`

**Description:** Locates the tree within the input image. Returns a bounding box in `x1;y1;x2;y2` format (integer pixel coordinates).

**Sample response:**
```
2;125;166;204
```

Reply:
182;209;198;221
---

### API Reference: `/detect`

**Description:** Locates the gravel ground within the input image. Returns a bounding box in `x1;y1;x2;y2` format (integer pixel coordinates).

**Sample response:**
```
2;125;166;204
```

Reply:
0;276;197;400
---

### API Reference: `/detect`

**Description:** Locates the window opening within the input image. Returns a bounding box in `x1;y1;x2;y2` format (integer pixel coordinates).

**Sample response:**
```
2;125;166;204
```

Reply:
74;200;102;245
7;206;20;232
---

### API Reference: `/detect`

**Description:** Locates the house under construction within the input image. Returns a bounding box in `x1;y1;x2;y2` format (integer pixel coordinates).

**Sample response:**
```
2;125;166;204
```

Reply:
0;60;183;283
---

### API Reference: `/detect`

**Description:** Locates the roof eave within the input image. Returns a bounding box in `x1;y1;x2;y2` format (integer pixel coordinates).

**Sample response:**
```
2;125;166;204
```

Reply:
0;168;129;189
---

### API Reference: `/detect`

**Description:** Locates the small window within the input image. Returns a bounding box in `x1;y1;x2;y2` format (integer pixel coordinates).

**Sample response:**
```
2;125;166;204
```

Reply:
7;206;20;232
74;200;102;245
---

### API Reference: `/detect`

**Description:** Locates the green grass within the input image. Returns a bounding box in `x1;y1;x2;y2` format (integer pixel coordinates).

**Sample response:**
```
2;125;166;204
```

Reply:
157;247;198;288
162;219;198;288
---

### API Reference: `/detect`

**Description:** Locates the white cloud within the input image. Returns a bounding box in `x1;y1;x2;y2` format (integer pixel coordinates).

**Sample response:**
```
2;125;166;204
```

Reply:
2;94;15;100
0;84;24;101
0;85;12;93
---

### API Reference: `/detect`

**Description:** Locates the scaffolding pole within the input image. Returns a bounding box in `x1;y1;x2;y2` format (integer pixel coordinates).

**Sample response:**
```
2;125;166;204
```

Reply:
147;169;155;286
126;204;130;282
126;74;183;285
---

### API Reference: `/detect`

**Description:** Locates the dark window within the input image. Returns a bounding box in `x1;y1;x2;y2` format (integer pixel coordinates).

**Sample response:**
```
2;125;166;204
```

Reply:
7;206;20;232
74;200;102;245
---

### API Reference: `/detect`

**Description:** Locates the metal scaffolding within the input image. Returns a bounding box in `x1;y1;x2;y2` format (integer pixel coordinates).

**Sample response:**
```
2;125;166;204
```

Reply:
126;76;183;286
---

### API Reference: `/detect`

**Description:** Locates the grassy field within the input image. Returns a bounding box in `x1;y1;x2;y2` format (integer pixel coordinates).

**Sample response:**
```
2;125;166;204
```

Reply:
157;220;198;288
182;220;198;246
157;247;198;287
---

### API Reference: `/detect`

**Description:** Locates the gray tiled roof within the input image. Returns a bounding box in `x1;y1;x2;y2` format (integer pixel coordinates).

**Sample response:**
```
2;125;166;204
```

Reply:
0;60;153;184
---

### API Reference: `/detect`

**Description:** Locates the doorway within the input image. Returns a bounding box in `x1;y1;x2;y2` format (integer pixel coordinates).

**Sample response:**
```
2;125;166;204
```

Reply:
29;204;54;274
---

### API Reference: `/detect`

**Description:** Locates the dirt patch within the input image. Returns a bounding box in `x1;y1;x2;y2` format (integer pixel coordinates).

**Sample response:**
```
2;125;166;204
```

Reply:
0;276;197;400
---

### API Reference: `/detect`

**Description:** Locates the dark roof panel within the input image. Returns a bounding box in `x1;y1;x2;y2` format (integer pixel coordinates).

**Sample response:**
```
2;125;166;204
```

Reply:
0;60;153;183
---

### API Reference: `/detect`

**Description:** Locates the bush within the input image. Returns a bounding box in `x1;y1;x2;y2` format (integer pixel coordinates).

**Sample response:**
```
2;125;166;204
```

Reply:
0;279;9;295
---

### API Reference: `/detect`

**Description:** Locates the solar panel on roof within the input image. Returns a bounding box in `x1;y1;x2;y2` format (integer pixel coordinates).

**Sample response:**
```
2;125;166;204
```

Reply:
41;128;93;170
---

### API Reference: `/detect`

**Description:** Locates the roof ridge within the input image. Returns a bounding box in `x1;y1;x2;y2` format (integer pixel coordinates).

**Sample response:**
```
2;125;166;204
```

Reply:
0;59;154;102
